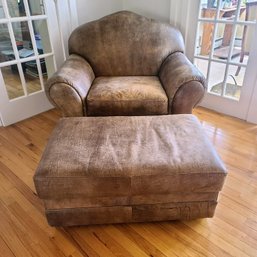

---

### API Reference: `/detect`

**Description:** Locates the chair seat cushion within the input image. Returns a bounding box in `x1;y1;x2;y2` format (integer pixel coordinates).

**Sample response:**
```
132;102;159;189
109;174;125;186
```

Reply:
86;76;168;116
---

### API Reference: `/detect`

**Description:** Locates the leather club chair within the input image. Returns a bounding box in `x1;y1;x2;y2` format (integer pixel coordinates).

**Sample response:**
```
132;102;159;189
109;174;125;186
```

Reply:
45;11;206;117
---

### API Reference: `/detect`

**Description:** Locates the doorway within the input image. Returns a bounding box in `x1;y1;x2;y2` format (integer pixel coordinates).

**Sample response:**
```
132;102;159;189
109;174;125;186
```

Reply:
0;0;63;126
193;0;257;120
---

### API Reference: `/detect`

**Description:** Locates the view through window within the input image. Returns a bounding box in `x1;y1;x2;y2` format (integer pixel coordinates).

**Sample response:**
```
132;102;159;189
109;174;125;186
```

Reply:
0;0;55;100
194;0;257;100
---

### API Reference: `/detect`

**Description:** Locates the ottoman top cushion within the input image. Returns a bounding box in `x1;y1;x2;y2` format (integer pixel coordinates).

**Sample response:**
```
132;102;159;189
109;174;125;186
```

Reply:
35;115;226;178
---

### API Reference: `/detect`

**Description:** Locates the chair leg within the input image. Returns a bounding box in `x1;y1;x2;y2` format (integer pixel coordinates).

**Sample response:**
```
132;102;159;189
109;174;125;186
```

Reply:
235;52;244;76
236;5;249;76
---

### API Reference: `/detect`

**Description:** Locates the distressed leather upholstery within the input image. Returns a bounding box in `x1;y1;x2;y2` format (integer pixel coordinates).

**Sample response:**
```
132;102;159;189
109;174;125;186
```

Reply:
87;76;168;116
34;115;227;226
45;11;206;116
45;54;95;116
159;52;206;114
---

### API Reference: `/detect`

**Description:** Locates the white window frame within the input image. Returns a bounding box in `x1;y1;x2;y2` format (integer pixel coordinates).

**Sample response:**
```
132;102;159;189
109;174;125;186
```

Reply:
0;0;56;100
0;0;70;126
194;0;256;99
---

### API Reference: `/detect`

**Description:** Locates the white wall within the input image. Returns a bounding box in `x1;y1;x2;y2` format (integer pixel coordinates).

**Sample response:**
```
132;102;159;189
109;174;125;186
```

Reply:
55;0;78;59
246;25;257;124
76;0;173;24
123;0;170;23
76;0;122;24
247;77;257;124
170;0;199;61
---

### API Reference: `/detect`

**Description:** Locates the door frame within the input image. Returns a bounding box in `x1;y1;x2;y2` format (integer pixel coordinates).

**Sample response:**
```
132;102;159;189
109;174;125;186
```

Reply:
0;0;65;126
199;22;257;121
187;0;257;123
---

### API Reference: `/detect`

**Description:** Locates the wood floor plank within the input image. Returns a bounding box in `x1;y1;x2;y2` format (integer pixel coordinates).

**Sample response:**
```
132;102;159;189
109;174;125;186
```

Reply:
158;223;217;257
146;223;207;257
142;223;205;257
0;201;34;257
0;107;256;257
183;219;249;257
188;217;257;257
166;222;232;257
65;228;99;257
0;236;16;257
127;223;180;257
208;216;257;252
103;225;151;257
87;226;135;257
72;227;117;257
117;224;168;257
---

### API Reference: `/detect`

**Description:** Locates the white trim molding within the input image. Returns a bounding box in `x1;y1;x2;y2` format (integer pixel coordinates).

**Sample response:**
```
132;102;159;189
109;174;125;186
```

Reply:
169;0;200;61
246;24;257;124
53;0;78;60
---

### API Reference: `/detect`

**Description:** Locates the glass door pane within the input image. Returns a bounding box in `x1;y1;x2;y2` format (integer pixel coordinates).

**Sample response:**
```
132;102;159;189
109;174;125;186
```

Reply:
0;0;5;18
0;0;63;126
28;0;45;16
0;0;55;100
208;62;226;95
224;65;246;99
200;2;219;19
32;19;52;54
0;24;14;63
22;59;42;94
195;21;215;57
12;21;34;57
195;0;256;100
7;0;27;17
1;65;25;99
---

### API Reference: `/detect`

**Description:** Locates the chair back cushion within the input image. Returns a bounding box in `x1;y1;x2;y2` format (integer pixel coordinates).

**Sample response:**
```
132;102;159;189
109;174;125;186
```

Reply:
69;11;185;76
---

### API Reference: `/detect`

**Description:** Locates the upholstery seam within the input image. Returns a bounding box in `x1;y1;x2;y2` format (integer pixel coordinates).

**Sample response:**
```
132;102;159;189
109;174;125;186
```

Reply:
87;99;168;103
35;173;227;179
193;89;206;108
47;90;59;112
158;51;184;75
48;82;85;116
45;201;219;211
158;51;207;89
171;80;205;113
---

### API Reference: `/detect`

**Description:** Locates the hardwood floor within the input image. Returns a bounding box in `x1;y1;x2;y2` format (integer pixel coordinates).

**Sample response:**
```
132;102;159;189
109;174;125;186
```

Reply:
0;107;257;257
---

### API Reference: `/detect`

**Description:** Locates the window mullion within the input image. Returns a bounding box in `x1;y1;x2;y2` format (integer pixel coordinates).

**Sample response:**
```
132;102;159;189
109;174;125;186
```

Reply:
221;0;242;97
2;0;28;97
24;0;46;92
205;0;222;89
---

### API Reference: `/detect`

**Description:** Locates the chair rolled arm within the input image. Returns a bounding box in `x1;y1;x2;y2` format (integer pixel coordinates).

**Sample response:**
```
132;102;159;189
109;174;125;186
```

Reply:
45;54;95;116
159;52;206;114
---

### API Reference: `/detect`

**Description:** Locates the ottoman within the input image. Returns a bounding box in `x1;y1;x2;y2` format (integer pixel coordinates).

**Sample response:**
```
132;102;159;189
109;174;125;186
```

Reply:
34;114;227;226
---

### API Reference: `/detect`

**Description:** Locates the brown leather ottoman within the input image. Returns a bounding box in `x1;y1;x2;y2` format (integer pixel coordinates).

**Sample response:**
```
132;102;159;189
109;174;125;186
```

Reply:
34;115;227;226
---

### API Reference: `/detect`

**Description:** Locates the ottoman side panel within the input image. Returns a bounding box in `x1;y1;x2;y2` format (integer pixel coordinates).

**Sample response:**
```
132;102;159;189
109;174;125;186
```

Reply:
45;201;217;226
34;176;131;199
46;206;132;226
132;201;217;222
132;173;226;195
44;192;219;209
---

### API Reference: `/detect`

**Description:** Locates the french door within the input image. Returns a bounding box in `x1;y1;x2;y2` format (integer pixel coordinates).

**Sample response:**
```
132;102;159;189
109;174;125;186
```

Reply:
0;0;64;126
193;0;257;120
